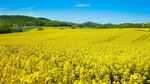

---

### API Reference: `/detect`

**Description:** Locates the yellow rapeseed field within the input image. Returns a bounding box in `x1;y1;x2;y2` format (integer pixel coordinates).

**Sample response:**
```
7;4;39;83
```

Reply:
0;27;150;84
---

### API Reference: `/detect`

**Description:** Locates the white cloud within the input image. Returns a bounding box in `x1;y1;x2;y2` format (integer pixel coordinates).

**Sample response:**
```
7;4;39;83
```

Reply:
22;6;36;10
75;4;91;7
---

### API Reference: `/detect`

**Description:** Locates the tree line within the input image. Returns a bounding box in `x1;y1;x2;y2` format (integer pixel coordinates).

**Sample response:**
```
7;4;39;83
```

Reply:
0;15;150;34
0;24;23;34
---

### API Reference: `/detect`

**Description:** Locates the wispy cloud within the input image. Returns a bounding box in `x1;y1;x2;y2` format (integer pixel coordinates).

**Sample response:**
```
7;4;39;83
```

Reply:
75;4;91;7
22;6;36;10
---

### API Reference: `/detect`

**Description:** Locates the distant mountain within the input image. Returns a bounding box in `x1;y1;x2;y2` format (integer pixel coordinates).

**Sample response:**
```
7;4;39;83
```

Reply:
37;17;50;21
0;15;50;22
0;15;75;27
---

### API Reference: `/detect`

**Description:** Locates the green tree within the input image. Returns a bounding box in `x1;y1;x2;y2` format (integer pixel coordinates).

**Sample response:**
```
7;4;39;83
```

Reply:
148;24;150;31
0;23;13;33
82;22;98;28
96;25;104;29
38;27;44;31
71;25;77;29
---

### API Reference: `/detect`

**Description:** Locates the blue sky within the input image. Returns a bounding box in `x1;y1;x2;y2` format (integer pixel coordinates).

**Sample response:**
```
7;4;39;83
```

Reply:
0;0;150;24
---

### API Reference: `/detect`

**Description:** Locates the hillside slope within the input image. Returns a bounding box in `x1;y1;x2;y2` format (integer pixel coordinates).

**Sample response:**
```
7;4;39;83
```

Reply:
0;15;50;21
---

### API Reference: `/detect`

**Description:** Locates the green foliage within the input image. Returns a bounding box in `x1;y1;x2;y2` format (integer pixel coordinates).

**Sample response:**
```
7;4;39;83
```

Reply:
104;23;118;28
12;27;23;32
0;15;75;27
38;27;44;31
147;24;150;32
82;21;99;27
81;22;118;28
71;25;77;29
0;23;23;34
96;25;105;29
0;24;13;33
60;28;65;29
0;15;150;31
21;26;40;32
77;24;84;27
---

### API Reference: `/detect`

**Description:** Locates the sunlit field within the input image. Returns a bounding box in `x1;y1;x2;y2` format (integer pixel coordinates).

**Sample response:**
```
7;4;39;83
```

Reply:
0;27;150;84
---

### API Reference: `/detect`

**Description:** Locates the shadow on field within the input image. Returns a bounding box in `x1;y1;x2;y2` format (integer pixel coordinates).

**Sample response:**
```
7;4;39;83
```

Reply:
136;29;149;32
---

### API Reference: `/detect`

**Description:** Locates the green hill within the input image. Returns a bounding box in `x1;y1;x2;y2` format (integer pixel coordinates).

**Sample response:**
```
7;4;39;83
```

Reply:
0;15;50;21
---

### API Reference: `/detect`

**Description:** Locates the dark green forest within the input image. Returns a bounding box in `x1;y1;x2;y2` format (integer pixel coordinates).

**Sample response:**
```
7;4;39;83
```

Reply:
0;15;150;34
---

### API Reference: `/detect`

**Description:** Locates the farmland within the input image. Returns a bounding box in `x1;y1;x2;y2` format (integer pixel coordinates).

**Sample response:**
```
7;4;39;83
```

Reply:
0;27;150;84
